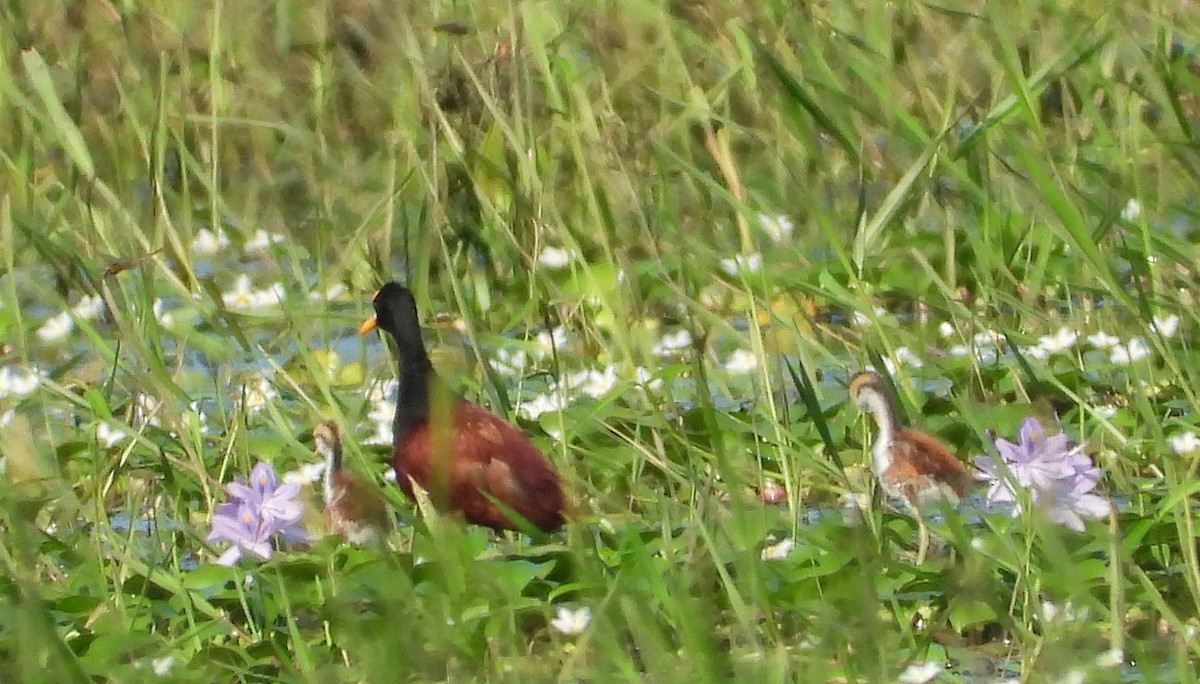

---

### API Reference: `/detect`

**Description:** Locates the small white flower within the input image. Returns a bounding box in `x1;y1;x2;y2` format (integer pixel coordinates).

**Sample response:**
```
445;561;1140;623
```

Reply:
1153;314;1180;338
151;299;175;327
852;306;888;328
283;462;327;487
1093;405;1118;419
761;538;795;561
222;275;256;309
192;228;230;255
150;656;175;677
1022;345;1050;361
241;375;277;415
550;606;591;636
0;366;41;398
245;229;285;252
73;294;105;320
892;346;925;368
518;392;569;420
653;329;693;356
723;349;759;374
491;348;529;377
1038;327;1078;354
758;213;794;243
719;253;762;276
223;275;283;310
309;283;348;302
1087;332;1121;349
1169;431;1200;455
383;467;397;483
567;367;618;399
1110;337;1150;364
255;282;285;308
36;311;74;342
133;394;162;428
537;246;574;269
937;321;956;338
535;327;568;356
973;329;1005;346
1121;198;1141;222
897;661;942;684
96;422;127;448
1095;648;1124;669
633;366;664;392
0;408;13;428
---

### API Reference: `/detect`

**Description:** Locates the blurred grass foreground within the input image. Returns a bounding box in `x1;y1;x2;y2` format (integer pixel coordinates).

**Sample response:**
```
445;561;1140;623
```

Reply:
2;1;1200;682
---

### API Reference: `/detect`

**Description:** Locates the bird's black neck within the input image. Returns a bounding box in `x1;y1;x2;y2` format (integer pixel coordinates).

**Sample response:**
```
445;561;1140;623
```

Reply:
395;354;438;439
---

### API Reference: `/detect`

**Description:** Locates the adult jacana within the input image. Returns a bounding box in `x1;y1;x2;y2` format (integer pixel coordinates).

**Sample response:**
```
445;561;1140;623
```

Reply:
848;370;972;562
360;282;565;533
315;420;390;545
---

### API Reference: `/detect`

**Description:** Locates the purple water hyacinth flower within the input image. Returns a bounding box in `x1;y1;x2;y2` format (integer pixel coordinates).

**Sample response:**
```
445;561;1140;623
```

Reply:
207;461;308;566
975;416;1112;532
226;462;306;528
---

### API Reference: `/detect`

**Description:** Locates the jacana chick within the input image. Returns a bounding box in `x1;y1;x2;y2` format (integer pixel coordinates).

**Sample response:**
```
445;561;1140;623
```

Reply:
848;370;972;561
315;421;390;546
360;282;565;533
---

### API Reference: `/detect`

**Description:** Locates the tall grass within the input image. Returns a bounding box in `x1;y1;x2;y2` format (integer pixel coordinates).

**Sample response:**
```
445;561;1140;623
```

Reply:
1;1;1199;681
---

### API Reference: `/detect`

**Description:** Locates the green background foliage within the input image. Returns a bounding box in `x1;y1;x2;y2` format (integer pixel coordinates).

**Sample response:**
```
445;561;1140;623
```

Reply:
1;1;1199;681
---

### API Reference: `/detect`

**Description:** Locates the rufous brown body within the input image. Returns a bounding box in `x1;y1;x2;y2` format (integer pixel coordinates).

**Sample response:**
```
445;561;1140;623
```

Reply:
316;421;390;545
361;283;565;533
848;370;972;561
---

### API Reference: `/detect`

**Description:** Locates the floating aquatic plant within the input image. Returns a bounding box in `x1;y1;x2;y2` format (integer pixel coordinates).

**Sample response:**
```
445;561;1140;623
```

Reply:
207;462;308;566
975;417;1111;532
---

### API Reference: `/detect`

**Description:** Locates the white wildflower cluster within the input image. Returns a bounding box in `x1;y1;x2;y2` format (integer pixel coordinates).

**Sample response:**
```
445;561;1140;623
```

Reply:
363;379;398;446
283;461;327;487
515;363;663;422
192;228;231;255
550;606;591;636
37;294;107;342
851;306;888;328
652;329;693;356
245;229;285;252
760;537;795;561
537;246;578;270
222;275;285;310
0;365;41;400
723;349;759;374
1169;431;1200;455
308;282;348;302
758;213;794;243
240;374;278;416
96;421;127;448
719;253;762;276
194;227;285;254
881;346;925;375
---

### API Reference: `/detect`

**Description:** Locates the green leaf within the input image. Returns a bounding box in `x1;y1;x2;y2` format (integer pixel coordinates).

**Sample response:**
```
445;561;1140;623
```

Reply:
20;49;95;177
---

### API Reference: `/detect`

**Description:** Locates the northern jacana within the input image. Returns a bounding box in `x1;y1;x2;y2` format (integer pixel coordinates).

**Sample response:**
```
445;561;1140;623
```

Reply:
848;370;972;562
315;420;390;545
360;282;565;533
